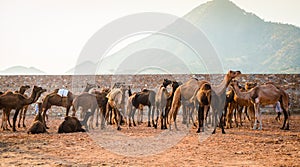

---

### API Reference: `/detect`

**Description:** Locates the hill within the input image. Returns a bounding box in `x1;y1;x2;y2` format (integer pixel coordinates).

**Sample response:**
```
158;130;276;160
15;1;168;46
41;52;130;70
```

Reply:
97;0;300;74
0;66;46;75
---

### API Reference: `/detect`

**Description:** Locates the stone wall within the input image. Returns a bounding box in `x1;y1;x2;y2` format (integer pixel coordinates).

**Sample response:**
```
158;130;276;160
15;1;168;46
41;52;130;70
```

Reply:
0;74;299;112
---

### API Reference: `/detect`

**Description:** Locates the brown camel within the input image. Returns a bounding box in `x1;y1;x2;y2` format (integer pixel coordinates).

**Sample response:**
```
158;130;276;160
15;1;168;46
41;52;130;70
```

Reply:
228;82;257;128
169;70;241;133
41;88;74;128
41;83;96;129
2;85;30;128
16;85;32;128
126;87;145;128
168;77;201;128
0;86;44;131
94;88;110;129
193;81;211;133
231;80;290;130
58;115;87;133
72;92;99;131
27;103;48;134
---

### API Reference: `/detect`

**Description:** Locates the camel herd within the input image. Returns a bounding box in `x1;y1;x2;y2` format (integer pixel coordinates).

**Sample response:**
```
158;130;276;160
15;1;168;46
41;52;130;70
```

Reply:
0;70;291;134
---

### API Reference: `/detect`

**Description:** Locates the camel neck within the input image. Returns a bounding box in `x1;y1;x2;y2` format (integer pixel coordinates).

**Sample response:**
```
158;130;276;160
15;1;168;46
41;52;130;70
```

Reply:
212;74;230;95
232;84;251;100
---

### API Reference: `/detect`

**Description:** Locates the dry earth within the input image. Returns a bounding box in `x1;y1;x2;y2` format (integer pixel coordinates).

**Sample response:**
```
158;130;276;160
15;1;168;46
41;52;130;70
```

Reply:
0;114;299;167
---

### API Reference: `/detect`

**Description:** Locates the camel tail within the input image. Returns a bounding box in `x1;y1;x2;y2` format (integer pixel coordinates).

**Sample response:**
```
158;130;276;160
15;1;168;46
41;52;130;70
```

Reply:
168;87;181;124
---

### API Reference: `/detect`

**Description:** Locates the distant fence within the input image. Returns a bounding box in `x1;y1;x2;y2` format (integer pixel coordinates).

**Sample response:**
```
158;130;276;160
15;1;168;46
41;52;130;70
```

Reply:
0;74;299;113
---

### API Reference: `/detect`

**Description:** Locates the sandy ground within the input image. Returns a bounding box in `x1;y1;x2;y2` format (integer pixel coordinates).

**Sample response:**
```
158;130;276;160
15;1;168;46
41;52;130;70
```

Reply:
0;114;299;167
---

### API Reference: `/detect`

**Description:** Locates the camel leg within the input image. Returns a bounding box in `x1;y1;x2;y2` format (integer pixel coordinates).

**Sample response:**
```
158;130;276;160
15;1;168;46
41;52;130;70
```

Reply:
116;109;121;131
258;107;262;130
226;103;234;129
18;109;23;128
212;110;217;134
22;106;28;127
42;109;48;129
96;108;99;127
2;110;9;130
220;112;226;134
147;106;151;127
281;107;289;130
182;105;187;124
196;106;204;133
253;104;259;130
12;109;21;132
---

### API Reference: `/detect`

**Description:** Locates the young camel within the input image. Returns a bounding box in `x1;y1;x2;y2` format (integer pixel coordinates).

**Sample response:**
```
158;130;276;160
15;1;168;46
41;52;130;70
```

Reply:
231;80;290;130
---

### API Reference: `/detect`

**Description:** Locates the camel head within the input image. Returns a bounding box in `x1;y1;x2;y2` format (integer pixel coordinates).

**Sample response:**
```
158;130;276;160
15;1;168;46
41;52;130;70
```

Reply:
227;70;241;80
162;79;172;87
245;82;257;90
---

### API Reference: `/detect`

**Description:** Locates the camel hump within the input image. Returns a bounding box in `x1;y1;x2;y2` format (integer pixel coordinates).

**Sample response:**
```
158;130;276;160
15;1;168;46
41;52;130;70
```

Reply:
141;88;149;92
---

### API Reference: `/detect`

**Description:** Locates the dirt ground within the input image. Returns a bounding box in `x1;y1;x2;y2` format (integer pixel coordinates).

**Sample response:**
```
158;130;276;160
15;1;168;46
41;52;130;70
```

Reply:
0;114;299;167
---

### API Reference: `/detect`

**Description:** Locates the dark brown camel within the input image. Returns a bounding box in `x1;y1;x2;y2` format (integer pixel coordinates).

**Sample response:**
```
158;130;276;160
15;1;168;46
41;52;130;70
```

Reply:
131;88;156;127
231;80;290;130
2;85;30;128
27;103;48;134
41;88;74;128
72;92;99;131
58;115;88;133
94;88;110;129
0;86;44;131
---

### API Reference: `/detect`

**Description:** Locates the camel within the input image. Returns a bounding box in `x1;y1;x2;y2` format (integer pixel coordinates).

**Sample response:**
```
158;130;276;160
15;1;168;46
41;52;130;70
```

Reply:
17;85;34;128
106;85;127;130
154;79;177;129
209;70;241;134
94;88;110;129
231;80;290;130
27;103;47;134
0;86;44;131
228;82;257;128
168;70;241;134
41;88;74;128
130;88;156;127
168;77;203;131
41;83;96;129
2;85;30;128
72;92;99;131
193;81;211;133
58;115;88;133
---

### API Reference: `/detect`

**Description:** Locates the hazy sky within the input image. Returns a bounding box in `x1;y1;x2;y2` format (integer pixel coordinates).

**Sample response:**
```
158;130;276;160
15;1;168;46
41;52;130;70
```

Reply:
0;0;299;74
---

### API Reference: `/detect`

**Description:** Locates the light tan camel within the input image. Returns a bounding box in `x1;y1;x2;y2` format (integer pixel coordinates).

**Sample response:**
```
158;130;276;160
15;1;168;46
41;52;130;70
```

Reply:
231;80;290;130
154;79;173;129
0;86;44;131
106;85;127;130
